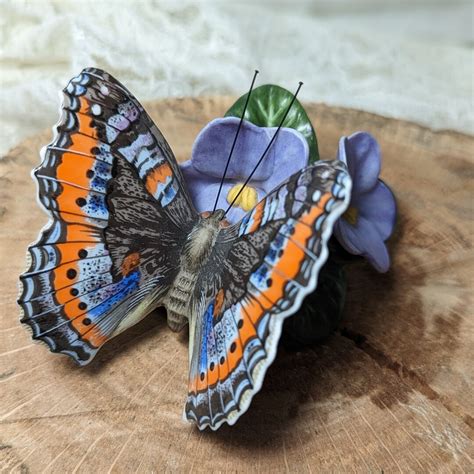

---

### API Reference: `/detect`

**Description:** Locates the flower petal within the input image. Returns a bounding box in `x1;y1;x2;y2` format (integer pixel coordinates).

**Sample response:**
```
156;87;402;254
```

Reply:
337;132;381;194
334;219;363;255
335;215;391;272
180;160;220;213
180;160;266;224
261;128;309;192
353;180;397;241
190;117;307;183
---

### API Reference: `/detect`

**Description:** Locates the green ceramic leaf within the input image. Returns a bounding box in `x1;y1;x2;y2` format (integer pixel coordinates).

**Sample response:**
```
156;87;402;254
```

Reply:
282;251;346;348
225;84;320;163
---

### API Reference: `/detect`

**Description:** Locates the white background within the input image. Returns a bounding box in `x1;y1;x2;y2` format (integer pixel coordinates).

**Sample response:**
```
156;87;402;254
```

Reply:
0;0;473;156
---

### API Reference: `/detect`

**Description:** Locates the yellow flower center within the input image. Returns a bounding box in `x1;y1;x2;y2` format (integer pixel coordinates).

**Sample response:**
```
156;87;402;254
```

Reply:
343;206;359;226
226;183;258;212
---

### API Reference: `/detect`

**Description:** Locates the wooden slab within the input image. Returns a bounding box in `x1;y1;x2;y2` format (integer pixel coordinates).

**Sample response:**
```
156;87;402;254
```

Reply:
1;97;473;472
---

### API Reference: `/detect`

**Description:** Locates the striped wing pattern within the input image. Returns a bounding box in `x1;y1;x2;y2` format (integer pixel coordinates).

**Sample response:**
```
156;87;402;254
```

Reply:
18;68;197;365
185;161;351;429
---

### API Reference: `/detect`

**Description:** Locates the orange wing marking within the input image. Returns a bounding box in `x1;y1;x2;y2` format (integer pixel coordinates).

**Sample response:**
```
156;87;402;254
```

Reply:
145;163;172;196
192;194;332;392
121;252;141;276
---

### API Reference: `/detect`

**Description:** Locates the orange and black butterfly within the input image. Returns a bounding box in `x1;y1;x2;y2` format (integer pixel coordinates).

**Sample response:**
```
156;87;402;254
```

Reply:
18;68;351;430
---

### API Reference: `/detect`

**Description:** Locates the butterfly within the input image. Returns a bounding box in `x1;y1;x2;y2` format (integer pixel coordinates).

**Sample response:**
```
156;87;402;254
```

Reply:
18;68;351;430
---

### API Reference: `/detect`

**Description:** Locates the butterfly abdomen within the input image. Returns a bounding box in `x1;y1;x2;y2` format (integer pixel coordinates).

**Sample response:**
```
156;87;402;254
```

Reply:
165;269;195;331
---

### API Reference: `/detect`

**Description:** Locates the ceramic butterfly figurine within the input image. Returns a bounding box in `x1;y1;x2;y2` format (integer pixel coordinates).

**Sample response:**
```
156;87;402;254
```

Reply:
18;68;351;430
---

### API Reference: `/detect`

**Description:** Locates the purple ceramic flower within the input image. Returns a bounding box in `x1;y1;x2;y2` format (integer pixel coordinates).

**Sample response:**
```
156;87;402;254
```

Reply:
334;132;396;272
180;117;309;223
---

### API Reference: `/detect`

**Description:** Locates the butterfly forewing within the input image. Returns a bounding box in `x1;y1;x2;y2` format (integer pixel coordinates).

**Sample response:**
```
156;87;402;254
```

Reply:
185;160;351;430
19;68;198;365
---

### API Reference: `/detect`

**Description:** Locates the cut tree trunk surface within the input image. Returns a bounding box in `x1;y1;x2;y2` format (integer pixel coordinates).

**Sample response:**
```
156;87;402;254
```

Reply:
1;97;473;473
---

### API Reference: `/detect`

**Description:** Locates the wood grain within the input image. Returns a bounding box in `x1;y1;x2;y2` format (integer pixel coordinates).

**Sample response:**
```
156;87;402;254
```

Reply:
0;97;473;473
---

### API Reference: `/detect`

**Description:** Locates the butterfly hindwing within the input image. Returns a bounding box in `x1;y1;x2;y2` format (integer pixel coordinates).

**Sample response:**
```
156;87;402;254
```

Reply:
185;160;351;429
19;68;198;365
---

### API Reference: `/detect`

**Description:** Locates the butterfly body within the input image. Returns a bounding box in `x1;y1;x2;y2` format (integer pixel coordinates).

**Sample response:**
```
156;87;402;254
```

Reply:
18;68;352;430
164;211;224;332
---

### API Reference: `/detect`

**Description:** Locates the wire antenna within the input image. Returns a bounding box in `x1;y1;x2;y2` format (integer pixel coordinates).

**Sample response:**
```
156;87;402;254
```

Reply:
212;69;259;213
224;81;304;216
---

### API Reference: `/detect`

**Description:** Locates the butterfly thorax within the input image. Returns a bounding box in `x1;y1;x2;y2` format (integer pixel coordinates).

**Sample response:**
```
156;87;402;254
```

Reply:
164;211;224;332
